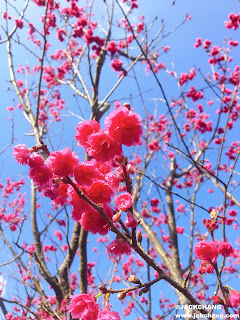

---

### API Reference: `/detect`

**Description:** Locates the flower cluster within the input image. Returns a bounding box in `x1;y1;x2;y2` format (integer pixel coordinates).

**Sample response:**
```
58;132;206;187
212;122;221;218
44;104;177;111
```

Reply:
202;218;219;233
13;105;142;236
75;105;142;161
225;12;240;30
194;241;234;266
179;68;196;86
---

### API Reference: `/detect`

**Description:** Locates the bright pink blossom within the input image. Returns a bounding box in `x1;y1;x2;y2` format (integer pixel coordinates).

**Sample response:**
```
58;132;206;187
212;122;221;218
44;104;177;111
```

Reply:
15;19;23;29
105;107;143;146
228;209;237;216
74;162;100;186
75;120;100;149
87;181;114;204
54;230;63;241
106;41;119;55
28;153;44;168
107;237;131;257
163;45;170;52
42;182;59;200
150;198;160;206
68;293;99;319
212;295;223;304
205;264;214;274
61;244;68;251
13;144;30;165
225;13;240;30
104;172;120;190
194;241;218;263
115;193;132;211
97;306;120;320
218;242;234;257
33;0;46;6
68;187;92;221
45;148;79;177
176;226;184;234
228;290;240;308
202;219;218;233
80;204;113;235
194;37;202;48
29;165;53;187
87;131;122;162
57;28;66;42
52;182;69;206
125;212;138;228
111;59;123;72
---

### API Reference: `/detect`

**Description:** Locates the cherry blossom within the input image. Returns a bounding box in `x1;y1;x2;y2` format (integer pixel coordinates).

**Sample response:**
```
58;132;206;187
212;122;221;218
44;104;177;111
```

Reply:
68;294;99;319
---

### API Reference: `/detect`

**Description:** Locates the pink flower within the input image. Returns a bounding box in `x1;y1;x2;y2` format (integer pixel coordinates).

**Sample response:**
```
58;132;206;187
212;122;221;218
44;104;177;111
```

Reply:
53;182;69;206
57;28;66;42
194;241;218;263
80;204;113;235
68;187;92;221
125;212;138;228
75;120;100;149
45;148;79;177
15;19;23;29
74;162;100;186
110;59;123;72
29;165;53;187
54;230;63;241
105;172;120;190
198;265;205;274
115;193;132;211
87;181;113;204
194;37;202;48
150;198;160;207
68;293;99;319
106;41;119;55
176;226;184;234
42;182;59;200
13;144;30;165
228;209;237;216
28;153;44;167
205;264;214;274
33;0;46;6
105;107;143;146
87;131;122;162
97;306;120;320
212;295;223;304
107;237;131;257
228;290;240;308
218;242;234;257
61;244;68;251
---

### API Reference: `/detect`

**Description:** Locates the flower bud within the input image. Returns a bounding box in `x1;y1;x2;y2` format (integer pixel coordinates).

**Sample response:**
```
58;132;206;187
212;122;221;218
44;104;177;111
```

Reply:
203;218;218;233
115;155;128;166
112;211;121;223
118;291;126;301
137;230;142;244
128;275;141;285
123;102;131;110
